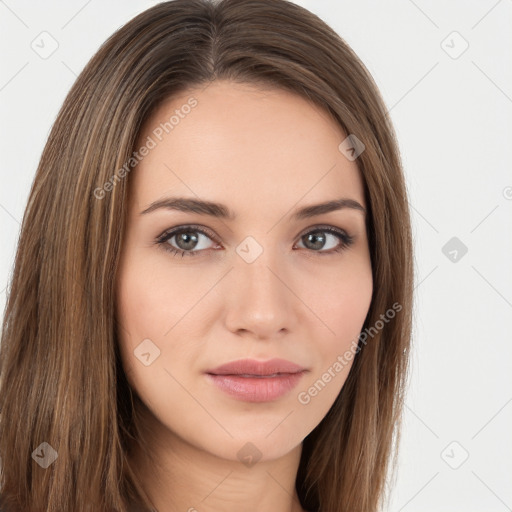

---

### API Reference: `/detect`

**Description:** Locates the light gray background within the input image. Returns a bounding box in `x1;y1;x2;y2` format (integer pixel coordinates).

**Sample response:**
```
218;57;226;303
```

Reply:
1;1;511;510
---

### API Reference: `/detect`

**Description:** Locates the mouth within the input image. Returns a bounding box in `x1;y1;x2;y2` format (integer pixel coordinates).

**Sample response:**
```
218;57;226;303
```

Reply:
205;358;307;402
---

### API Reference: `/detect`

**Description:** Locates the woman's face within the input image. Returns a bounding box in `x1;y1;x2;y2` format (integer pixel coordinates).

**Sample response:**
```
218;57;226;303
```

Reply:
116;80;373;463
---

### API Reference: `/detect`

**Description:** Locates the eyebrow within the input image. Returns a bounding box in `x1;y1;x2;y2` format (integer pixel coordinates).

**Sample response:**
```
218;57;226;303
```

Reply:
140;196;366;220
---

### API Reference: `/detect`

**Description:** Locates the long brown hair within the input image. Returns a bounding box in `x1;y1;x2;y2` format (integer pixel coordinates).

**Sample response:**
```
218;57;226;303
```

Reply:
0;1;414;510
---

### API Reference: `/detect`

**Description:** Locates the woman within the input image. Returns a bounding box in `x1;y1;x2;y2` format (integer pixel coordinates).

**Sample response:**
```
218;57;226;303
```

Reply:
0;1;414;511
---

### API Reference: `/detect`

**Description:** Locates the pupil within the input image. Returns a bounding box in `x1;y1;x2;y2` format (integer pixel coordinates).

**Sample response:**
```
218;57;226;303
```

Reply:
305;232;325;250
176;232;198;250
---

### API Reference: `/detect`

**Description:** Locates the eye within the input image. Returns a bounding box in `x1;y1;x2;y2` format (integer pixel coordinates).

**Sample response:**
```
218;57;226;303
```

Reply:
155;224;354;258
155;225;220;258
295;226;354;255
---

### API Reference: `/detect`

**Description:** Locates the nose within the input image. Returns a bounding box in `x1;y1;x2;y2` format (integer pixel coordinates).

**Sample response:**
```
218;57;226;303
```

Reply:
223;247;298;340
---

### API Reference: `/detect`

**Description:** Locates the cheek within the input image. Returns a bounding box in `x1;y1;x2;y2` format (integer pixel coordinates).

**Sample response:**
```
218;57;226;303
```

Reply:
116;269;161;347
115;249;172;382
116;249;201;344
300;256;373;346
115;253;196;418
295;257;372;401
115;249;215;396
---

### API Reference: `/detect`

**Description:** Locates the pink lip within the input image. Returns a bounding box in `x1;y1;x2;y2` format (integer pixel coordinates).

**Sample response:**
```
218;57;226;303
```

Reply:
205;358;307;402
207;358;305;376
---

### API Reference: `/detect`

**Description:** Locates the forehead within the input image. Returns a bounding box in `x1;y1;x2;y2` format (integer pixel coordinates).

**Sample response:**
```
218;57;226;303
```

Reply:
130;80;366;216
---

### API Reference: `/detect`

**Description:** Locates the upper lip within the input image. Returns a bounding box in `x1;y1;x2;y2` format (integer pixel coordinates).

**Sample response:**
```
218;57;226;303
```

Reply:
206;358;306;376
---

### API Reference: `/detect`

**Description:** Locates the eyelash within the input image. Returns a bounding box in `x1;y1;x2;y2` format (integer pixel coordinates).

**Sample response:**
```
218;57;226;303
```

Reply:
154;224;355;258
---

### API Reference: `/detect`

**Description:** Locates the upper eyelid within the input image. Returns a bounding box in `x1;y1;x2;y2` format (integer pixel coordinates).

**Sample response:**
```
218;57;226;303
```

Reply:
157;224;219;243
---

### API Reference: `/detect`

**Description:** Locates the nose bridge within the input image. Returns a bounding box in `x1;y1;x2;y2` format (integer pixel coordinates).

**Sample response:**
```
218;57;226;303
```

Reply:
224;238;296;337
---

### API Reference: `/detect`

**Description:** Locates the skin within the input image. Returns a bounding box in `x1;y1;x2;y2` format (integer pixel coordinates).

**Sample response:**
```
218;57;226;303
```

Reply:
115;80;373;512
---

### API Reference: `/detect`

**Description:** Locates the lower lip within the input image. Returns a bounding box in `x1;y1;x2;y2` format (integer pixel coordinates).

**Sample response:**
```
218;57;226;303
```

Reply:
205;372;306;402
